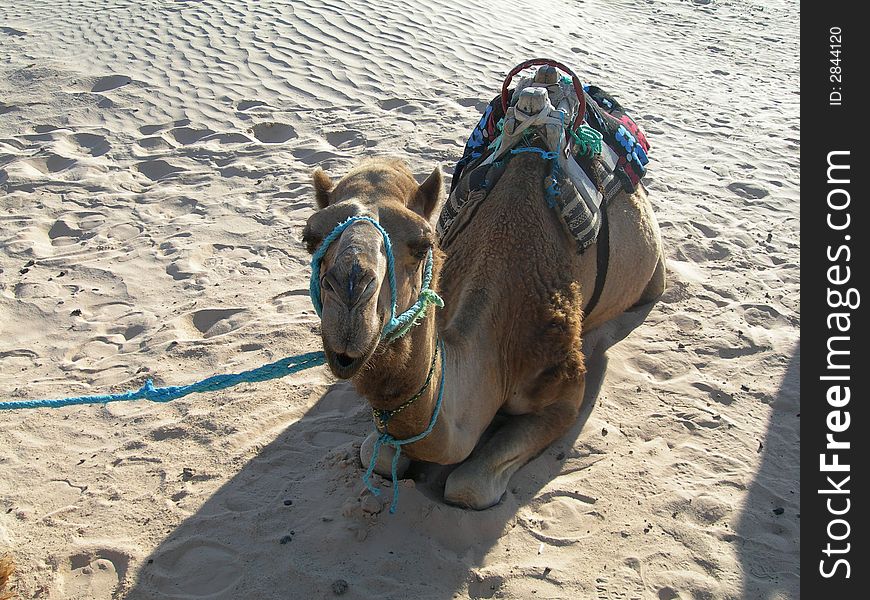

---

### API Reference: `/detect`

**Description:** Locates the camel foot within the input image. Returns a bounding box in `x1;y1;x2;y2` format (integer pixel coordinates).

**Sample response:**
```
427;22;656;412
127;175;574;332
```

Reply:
444;461;508;510
443;383;584;510
360;431;410;479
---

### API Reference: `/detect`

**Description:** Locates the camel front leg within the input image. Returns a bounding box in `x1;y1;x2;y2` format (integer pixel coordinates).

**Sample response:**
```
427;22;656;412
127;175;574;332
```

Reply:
444;381;584;510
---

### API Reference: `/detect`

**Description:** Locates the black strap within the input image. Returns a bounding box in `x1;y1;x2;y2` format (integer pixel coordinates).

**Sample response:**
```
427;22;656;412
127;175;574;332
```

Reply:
583;206;609;316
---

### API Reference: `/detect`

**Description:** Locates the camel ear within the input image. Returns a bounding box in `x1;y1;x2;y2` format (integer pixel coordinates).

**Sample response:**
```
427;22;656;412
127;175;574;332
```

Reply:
312;168;334;209
410;166;443;225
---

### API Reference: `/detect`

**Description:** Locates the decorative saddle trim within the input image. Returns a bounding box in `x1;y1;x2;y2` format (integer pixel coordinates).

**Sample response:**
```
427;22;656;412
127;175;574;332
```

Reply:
439;63;650;257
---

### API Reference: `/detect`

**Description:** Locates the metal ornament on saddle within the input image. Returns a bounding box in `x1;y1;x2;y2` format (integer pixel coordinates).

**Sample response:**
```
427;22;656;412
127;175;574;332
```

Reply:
439;60;602;252
439;58;652;314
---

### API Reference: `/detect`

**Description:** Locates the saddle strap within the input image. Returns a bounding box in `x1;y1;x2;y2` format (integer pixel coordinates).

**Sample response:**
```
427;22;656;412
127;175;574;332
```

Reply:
583;204;609;317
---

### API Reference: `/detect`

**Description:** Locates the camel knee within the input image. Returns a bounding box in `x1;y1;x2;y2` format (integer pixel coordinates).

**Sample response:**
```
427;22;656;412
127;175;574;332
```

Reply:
444;462;507;510
443;391;582;511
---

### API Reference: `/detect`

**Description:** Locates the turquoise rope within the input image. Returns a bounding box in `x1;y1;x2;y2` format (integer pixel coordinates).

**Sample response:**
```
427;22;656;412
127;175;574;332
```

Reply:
309;214;443;342
309;215;398;334
570;124;603;157
312;215;447;512
381;248;444;343
363;339;445;513
0;352;326;411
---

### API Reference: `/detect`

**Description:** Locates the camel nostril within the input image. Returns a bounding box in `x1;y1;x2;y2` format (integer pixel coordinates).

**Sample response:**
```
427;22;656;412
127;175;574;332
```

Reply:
336;353;355;368
322;268;377;308
352;275;375;306
322;274;339;296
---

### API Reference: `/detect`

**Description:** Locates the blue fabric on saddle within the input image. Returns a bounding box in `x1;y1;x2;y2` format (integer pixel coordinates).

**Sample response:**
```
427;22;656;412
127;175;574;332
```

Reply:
440;82;650;254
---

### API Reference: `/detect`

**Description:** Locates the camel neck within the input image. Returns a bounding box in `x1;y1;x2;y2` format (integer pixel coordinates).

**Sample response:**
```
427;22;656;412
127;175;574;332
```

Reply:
370;340;440;433
351;312;442;441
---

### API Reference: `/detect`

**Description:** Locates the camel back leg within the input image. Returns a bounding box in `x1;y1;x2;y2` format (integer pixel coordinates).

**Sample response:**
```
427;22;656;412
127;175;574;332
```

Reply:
635;251;667;306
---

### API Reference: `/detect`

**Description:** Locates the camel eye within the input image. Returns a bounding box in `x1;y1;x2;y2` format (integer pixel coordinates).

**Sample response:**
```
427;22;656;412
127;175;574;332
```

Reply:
301;227;322;254
407;236;432;261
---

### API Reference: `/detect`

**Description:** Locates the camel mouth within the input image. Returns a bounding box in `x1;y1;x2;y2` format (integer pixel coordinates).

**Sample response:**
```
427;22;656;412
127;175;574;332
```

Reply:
323;338;379;379
336;353;355;368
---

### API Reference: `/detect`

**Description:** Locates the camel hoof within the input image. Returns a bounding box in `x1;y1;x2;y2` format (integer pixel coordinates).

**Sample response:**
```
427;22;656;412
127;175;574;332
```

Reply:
444;469;505;510
360;432;410;479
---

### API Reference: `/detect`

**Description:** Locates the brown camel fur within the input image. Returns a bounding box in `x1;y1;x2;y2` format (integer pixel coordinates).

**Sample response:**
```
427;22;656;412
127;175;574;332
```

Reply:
304;153;665;509
0;553;14;600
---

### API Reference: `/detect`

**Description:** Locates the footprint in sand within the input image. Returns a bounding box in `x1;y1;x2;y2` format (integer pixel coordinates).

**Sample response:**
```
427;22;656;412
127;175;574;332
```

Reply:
519;490;603;546
136;159;184;181
207;132;252;145
740;303;788;328
69;133;111;157
236;99;268;111
135;135;174;151
689;219;718;239
627;352;692;382
325;129;365;149
726;181;769;199
251;122;296;143
169;127;214;145
91;74;132;93
687;494;733;525
52;548;131;600
378;98;409;111
0;26;27;37
48;219;89;244
121;323;146;340
188;307;247;338
292;148;340;166
23;153;76;174
149;540;242;597
107;222;143;241
691;381;735;405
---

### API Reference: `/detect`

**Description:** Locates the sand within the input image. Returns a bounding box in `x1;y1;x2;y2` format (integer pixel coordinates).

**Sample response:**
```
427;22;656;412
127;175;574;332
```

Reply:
0;0;799;598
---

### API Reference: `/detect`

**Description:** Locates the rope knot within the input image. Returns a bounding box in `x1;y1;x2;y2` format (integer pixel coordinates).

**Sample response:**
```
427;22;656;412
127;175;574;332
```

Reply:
420;289;445;308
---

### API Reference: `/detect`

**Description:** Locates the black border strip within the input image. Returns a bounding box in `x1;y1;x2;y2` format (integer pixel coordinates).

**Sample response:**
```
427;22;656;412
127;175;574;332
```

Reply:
802;3;865;596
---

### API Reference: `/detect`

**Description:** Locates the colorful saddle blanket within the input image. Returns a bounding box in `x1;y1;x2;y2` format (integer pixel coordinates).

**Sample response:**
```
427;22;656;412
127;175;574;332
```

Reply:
440;84;650;253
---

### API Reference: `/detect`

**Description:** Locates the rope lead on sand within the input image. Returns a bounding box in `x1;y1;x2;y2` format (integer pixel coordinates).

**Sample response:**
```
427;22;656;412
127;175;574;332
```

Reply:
0;352;327;411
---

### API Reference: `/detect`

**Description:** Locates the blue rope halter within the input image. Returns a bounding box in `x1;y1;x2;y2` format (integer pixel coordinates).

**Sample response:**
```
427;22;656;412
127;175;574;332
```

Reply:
363;338;446;513
309;215;446;512
309;215;443;342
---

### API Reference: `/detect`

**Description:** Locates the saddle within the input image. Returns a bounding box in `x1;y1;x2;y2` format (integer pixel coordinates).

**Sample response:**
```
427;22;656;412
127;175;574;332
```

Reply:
439;59;651;258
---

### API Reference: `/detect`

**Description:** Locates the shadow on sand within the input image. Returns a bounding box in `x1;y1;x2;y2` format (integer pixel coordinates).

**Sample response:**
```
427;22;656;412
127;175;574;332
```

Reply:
125;305;654;600
735;342;800;598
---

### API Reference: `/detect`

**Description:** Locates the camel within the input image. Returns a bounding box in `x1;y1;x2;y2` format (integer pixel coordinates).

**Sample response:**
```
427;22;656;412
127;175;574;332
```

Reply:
303;151;665;510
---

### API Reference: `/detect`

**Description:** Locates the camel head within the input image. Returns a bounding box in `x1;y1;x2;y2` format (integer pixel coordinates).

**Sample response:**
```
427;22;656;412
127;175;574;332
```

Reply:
303;158;443;379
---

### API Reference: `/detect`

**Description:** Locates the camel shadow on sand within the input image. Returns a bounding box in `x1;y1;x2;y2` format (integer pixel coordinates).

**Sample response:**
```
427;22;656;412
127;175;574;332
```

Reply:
735;342;800;598
124;304;654;600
